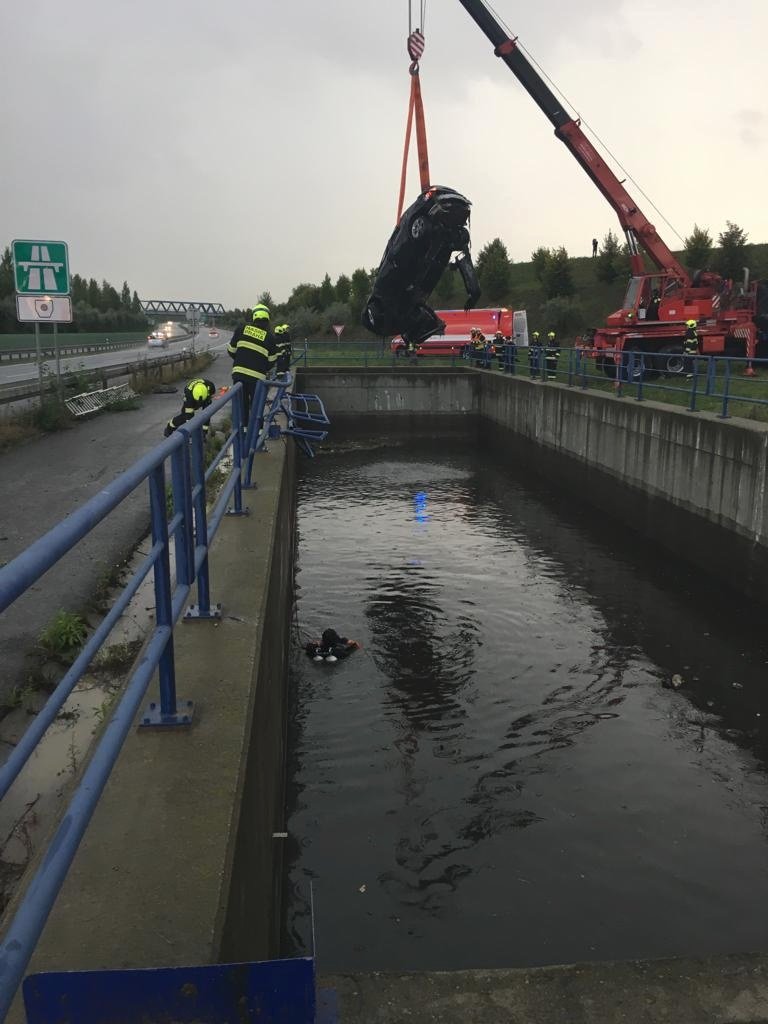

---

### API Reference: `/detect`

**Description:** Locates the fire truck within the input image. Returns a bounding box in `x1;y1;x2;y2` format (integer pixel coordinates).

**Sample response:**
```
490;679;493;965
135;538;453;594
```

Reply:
391;307;516;356
456;1;768;378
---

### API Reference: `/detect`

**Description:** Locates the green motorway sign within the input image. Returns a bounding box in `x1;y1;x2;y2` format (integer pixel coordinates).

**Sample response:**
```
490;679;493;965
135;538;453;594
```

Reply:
12;239;70;296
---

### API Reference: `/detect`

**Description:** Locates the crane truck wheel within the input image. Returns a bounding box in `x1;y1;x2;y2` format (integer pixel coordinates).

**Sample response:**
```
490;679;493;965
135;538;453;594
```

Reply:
654;345;685;377
597;354;617;380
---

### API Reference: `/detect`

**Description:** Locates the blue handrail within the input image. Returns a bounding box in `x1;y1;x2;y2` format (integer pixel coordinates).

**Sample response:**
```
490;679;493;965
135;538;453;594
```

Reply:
0;379;263;1020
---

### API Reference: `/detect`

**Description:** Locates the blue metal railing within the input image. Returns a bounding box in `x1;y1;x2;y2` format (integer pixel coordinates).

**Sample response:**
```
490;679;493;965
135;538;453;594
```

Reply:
0;381;262;1019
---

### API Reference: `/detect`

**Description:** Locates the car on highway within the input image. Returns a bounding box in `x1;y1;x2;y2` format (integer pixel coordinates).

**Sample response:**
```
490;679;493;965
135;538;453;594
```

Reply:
147;332;168;349
208;329;219;338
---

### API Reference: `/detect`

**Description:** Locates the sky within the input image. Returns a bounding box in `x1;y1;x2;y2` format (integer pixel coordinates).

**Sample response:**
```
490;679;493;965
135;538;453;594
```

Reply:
1;0;766;309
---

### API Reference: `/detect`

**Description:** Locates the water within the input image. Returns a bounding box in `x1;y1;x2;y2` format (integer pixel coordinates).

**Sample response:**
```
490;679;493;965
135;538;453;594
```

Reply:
282;434;768;972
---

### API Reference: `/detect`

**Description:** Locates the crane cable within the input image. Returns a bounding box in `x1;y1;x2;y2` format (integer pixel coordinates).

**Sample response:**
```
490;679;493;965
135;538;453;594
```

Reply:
479;0;685;245
396;1;431;223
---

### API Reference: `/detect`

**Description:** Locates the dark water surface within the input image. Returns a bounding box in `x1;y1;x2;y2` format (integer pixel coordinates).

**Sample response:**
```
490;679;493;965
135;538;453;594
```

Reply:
282;435;768;972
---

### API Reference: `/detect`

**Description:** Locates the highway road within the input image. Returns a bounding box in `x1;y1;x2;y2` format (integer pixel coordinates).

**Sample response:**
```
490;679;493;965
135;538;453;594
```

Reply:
0;330;233;386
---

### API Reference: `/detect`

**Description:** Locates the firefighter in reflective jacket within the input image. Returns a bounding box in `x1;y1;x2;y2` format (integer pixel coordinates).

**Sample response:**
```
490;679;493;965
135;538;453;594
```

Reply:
545;330;560;380
227;304;275;422
529;330;541;379
164;377;215;437
683;319;699;378
274;323;292;373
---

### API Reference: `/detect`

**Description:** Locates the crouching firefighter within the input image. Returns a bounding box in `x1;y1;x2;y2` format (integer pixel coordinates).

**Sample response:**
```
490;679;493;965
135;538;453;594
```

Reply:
164;377;216;437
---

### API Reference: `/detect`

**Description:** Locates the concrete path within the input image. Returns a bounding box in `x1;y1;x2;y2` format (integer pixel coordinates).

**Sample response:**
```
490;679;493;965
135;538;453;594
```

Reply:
0;347;231;701
325;955;768;1022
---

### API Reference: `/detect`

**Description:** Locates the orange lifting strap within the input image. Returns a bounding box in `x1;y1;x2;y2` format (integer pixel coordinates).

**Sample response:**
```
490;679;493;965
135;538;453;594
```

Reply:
396;29;431;223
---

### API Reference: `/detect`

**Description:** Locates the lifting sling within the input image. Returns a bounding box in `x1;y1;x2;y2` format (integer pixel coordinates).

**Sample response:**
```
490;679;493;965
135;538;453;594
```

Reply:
396;25;431;223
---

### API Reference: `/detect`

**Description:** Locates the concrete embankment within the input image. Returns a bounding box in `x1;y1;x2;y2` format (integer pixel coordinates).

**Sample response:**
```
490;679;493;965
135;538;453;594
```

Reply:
299;367;768;604
5;436;295;1021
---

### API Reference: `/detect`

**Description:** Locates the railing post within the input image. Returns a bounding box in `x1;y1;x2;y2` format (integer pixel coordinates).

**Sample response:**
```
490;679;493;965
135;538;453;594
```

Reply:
615;352;624;397
244;379;269;487
580;350;588;390
636;353;644;402
719;358;731;418
705;355;715;397
170;442;194;589
226;383;249;517
689;357;700;411
184;427;222;621
140;465;193;727
567;347;574;387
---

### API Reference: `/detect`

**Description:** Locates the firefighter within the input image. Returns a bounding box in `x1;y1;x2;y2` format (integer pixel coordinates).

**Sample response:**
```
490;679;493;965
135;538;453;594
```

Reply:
683;319;699;378
493;330;506;370
470;327;486;366
545;330;560;380
164;377;216;437
529;330;541;379
227;303;275;425
274;323;292;373
646;289;661;321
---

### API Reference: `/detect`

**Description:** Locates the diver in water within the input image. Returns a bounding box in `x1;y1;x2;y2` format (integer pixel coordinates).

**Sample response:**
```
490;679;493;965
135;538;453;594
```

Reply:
362;185;481;353
305;628;360;664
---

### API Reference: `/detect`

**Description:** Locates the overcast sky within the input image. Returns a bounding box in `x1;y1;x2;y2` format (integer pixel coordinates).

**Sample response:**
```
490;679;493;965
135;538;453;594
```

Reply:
2;1;765;309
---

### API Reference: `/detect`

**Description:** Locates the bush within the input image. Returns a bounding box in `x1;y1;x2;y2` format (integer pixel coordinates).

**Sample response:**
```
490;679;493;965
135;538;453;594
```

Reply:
39;611;87;654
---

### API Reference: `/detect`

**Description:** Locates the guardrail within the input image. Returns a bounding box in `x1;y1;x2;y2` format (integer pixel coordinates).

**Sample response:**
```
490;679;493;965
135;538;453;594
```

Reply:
0;345;201;407
295;340;768;421
0;380;258;1019
0;338;151;363
0;361;324;1018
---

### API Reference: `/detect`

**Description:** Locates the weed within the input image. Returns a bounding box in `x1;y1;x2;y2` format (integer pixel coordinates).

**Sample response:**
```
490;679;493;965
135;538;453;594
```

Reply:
39;611;87;655
105;397;142;413
0;683;39;716
94;639;142;674
32;398;73;433
94;693;117;725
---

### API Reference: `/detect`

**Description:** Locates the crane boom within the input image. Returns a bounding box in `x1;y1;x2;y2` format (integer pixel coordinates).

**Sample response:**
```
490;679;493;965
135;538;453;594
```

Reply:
456;0;691;284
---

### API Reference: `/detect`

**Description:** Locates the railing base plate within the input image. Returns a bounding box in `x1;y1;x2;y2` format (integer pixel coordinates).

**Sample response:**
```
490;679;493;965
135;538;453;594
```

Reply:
139;699;195;728
184;603;222;621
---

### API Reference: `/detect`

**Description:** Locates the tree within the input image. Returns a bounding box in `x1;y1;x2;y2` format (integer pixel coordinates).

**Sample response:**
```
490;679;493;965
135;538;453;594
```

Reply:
683;224;713;271
323;301;351;332
319;273;335;308
289;305;324;339
349;267;372;316
541;246;574;299
71;273;88;304
101;280;120;311
595;230;623;284
530;246;551;285
287;282;320;310
540;296;585;337
476;238;511;303
131;290;142;316
87;278;100;308
256;290;274;309
334;273;351;304
120;281;131;309
717;221;749;280
0;247;13;298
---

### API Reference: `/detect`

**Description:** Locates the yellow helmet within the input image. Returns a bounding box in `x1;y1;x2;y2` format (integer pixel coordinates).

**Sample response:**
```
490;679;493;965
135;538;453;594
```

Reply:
191;380;209;402
252;304;270;321
686;319;697;328
547;330;556;339
274;323;288;335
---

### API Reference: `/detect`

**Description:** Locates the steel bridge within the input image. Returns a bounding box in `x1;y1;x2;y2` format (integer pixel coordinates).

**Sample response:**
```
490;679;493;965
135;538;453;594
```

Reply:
140;300;226;317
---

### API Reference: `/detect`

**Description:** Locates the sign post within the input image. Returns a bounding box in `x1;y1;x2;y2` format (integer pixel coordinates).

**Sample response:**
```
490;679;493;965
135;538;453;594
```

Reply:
12;240;71;399
332;324;345;341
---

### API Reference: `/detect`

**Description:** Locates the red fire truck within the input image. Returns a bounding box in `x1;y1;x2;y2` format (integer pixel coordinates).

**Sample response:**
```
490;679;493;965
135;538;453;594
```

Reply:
391;307;516;356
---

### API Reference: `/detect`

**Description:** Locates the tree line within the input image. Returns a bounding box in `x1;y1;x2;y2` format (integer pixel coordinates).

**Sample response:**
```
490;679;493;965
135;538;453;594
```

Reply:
230;220;762;340
0;245;149;334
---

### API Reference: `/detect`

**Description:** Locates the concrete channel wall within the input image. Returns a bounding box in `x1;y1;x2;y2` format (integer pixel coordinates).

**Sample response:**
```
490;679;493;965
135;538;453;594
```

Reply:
6;437;296;1021
299;367;768;603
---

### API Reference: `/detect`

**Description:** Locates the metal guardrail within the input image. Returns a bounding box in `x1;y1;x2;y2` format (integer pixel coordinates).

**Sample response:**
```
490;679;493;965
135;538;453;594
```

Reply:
0;346;200;407
0;361;327;1018
0;382;257;1019
0;337;152;363
297;340;768;420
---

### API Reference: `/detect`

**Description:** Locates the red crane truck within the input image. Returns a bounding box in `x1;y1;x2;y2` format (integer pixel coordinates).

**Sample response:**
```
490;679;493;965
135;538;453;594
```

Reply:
456;0;768;378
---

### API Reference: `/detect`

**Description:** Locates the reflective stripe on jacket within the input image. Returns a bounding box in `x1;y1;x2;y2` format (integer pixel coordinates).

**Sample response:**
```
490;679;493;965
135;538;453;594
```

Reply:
228;322;274;381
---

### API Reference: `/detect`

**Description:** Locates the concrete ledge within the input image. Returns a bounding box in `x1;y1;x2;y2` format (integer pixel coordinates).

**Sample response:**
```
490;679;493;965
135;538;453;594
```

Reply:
326;952;768;1023
7;439;295;1011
